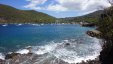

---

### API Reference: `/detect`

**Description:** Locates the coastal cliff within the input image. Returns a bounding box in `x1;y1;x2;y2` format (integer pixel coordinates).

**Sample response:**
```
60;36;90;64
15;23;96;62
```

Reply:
86;6;113;64
98;6;113;64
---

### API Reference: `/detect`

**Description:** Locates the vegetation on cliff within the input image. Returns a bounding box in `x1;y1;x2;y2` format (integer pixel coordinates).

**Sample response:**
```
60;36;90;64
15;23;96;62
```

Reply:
97;6;113;64
0;4;56;23
98;6;113;40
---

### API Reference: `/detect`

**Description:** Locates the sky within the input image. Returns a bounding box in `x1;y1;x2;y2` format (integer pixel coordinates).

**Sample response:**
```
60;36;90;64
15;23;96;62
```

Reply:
0;0;112;18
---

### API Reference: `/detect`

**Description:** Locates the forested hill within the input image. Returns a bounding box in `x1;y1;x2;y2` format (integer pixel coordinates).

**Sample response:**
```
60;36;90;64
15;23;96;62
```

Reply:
75;10;103;22
0;4;56;23
59;10;103;23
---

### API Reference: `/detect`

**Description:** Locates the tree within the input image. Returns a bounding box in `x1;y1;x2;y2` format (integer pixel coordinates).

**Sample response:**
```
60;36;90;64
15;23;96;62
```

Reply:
108;0;113;5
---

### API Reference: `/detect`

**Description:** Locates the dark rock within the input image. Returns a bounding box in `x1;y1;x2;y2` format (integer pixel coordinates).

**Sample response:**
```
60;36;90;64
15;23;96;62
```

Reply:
27;53;33;56
0;59;5;64
99;40;113;64
86;30;102;38
78;58;101;64
5;53;20;59
26;46;32;53
65;43;70;46
5;53;35;64
81;23;96;27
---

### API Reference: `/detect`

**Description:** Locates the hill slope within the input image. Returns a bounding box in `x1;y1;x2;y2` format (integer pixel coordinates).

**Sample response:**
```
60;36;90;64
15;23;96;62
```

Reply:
0;4;56;23
59;10;103;23
75;10;103;23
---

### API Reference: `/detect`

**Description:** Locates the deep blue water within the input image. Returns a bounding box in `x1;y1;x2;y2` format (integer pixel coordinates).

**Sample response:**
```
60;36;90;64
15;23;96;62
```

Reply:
0;24;94;54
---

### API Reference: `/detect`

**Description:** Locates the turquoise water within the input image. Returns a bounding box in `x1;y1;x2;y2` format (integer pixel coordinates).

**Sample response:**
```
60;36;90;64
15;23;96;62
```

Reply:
0;24;93;53
0;24;102;63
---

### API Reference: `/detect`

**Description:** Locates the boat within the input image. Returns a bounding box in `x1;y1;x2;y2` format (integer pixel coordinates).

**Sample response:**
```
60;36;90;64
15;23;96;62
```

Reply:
2;24;8;27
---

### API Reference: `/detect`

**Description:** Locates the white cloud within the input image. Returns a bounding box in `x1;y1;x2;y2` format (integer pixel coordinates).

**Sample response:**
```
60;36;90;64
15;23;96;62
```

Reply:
24;0;112;12
24;0;47;10
55;0;111;11
47;4;68;11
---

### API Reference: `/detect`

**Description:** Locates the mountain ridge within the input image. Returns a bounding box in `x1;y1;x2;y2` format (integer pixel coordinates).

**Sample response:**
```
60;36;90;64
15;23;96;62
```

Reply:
59;10;103;23
0;4;103;24
0;4;56;23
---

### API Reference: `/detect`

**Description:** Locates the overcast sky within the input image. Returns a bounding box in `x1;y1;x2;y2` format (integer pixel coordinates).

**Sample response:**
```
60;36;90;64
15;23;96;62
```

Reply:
0;0;112;18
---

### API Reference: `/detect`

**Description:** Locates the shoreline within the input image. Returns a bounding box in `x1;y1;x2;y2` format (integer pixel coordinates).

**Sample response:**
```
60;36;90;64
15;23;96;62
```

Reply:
0;23;101;64
0;53;101;64
0;22;78;24
0;37;102;64
0;51;101;64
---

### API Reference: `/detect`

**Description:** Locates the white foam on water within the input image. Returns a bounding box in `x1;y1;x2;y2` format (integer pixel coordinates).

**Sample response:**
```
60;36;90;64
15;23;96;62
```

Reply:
62;38;101;63
0;53;5;60
16;49;29;54
55;49;100;64
30;38;102;64
32;42;60;55
2;24;8;27
11;38;102;64
40;24;44;25
16;24;22;26
32;24;40;26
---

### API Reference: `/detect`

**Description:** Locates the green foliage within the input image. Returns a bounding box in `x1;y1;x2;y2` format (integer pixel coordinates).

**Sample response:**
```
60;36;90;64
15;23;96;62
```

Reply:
0;4;56;23
98;6;113;39
59;10;103;23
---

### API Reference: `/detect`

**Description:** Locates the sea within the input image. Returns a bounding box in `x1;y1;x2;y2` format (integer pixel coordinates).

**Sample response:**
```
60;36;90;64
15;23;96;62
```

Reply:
0;24;102;64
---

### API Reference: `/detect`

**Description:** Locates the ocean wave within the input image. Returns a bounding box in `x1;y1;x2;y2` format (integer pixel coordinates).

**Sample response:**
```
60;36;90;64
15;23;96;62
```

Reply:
32;24;40;26
50;38;101;63
2;24;8;27
16;24;22;26
14;38;102;64
0;53;5;60
16;49;29;54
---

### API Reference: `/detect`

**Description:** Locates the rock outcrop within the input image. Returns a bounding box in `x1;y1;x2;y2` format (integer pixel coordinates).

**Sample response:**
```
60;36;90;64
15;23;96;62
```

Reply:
2;52;70;64
86;30;102;38
99;40;113;64
0;59;5;64
80;22;96;27
5;53;20;59
78;58;101;64
97;6;113;64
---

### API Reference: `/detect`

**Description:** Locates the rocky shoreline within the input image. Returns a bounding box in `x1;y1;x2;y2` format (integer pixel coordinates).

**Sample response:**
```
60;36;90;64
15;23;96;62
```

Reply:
0;53;101;64
77;58;101;64
86;30;102;38
86;29;113;64
79;22;96;27
0;30;102;64
0;52;69;64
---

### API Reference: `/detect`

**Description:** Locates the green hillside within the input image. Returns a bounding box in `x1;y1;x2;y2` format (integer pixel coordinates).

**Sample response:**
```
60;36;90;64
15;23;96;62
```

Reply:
59;10;103;23
98;6;113;39
74;10;103;23
0;4;56;23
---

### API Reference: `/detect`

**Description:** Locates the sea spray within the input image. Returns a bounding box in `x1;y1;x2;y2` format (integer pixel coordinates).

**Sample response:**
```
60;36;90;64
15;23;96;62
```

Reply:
13;38;102;64
0;53;5;60
16;49;29;54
